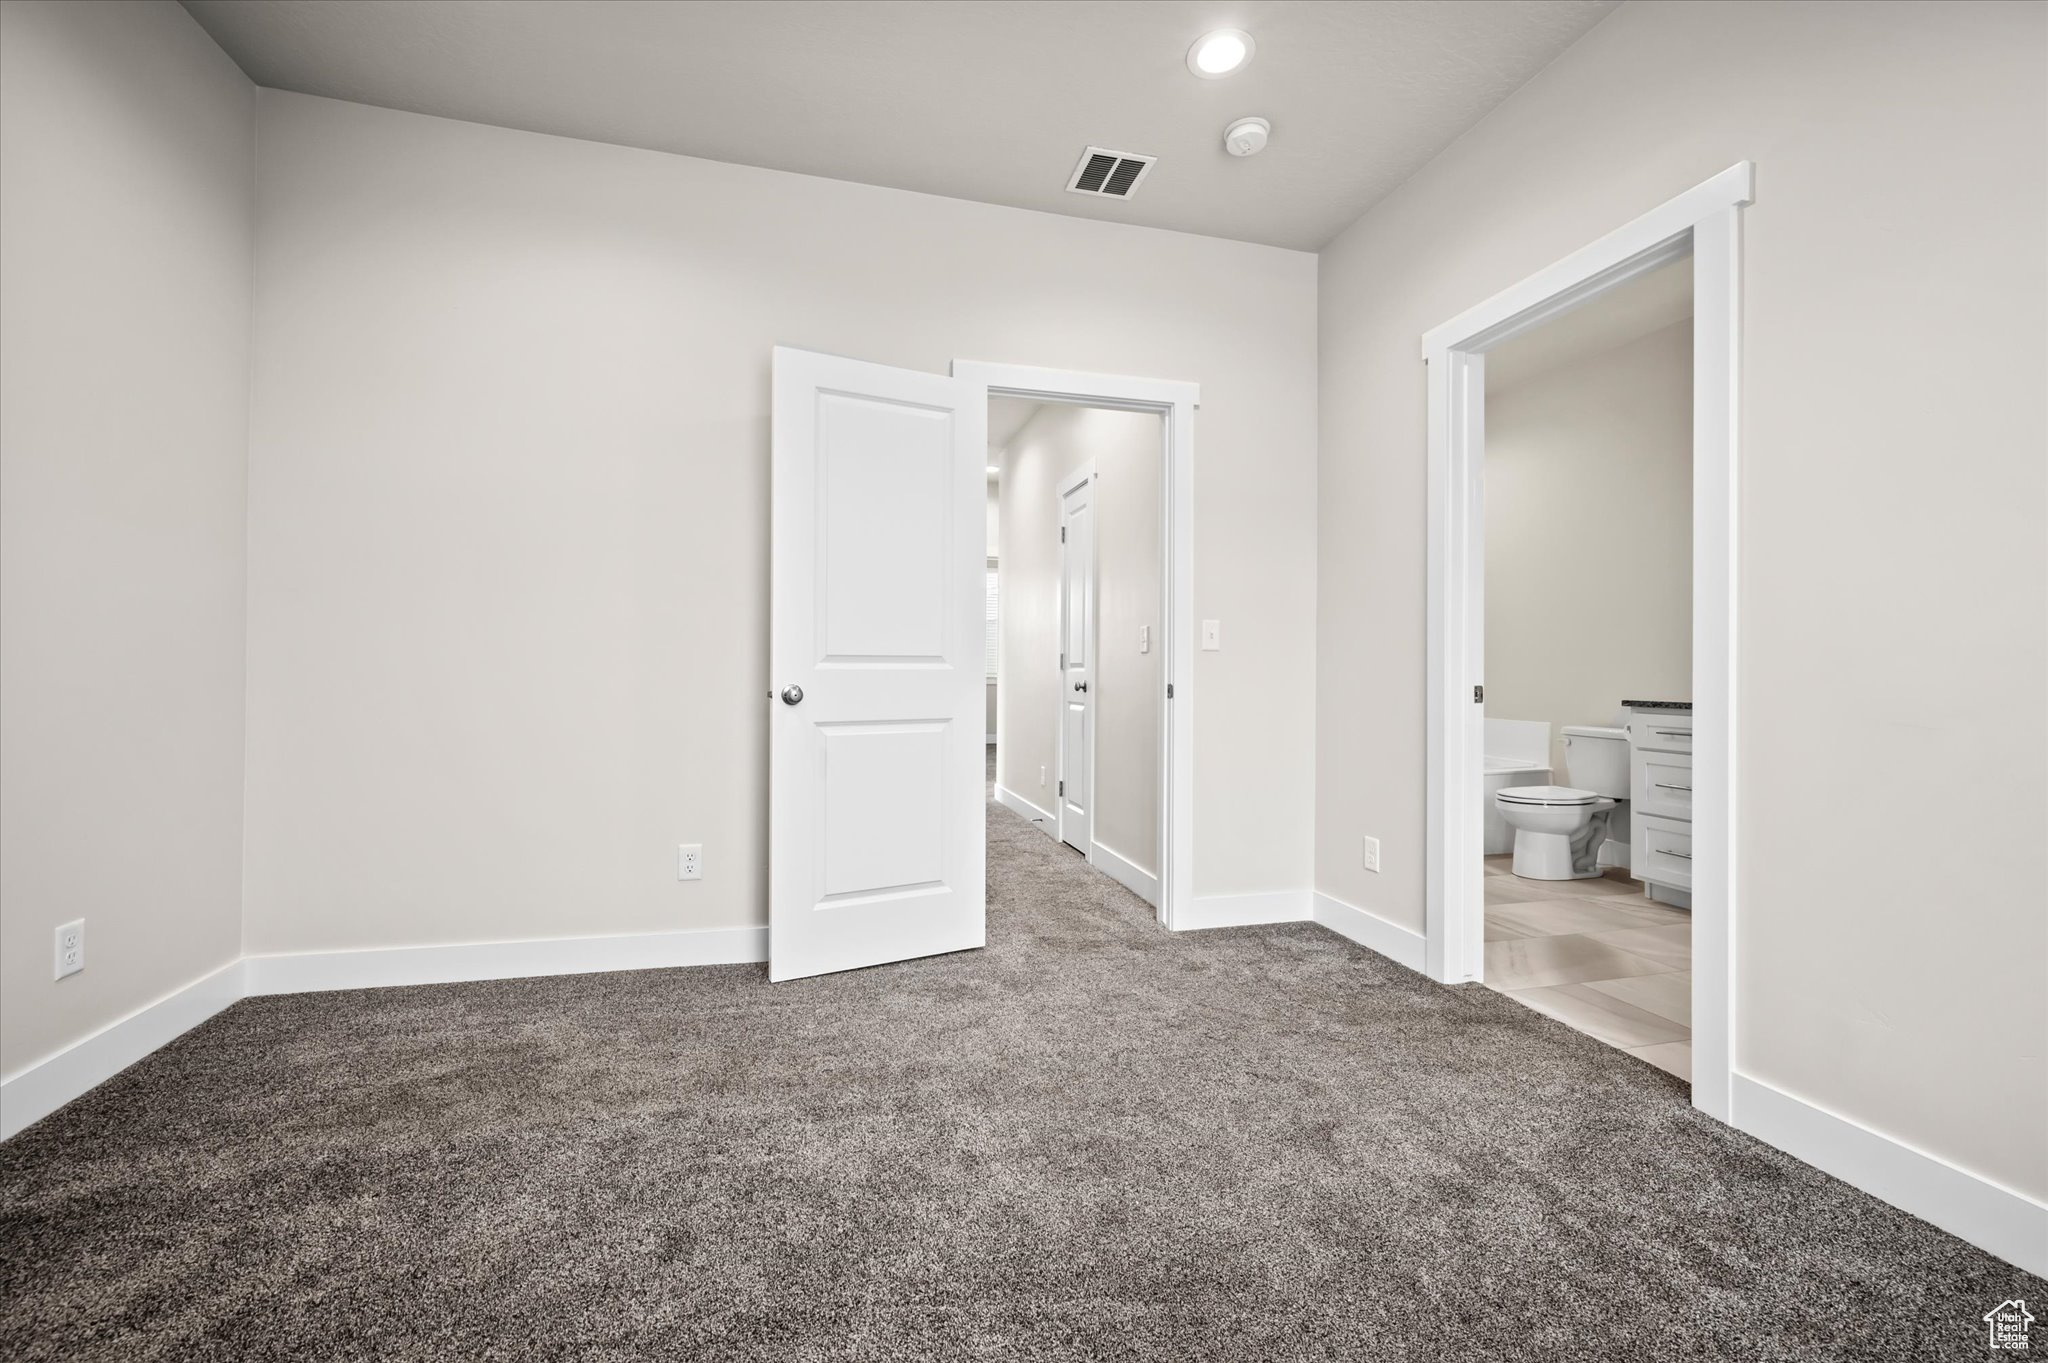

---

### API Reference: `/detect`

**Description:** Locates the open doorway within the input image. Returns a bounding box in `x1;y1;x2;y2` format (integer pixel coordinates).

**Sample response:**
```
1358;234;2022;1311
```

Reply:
986;397;1167;912
1477;256;1695;1082
769;350;1195;981
1420;163;1748;1119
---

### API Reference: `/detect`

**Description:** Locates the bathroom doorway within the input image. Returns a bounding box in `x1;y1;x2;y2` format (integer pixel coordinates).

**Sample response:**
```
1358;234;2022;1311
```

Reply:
1476;255;1695;1081
1420;164;1749;1121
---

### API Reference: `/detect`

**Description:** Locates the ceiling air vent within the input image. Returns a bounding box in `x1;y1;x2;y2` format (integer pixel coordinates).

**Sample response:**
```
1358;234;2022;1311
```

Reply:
1066;146;1156;199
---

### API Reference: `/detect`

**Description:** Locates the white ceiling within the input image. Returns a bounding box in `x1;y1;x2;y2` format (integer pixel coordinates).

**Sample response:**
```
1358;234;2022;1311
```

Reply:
1484;256;1694;393
180;0;1618;251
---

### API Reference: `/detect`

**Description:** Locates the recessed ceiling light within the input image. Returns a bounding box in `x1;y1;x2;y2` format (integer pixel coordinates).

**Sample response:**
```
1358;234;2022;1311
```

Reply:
1187;29;1254;79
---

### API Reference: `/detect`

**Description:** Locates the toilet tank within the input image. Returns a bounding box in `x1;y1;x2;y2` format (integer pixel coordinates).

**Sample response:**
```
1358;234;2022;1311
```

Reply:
1561;725;1631;797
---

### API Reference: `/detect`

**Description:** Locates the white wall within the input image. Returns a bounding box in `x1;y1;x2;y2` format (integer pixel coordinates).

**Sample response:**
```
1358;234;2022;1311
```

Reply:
1485;318;1693;777
1316;0;2046;1201
0;0;253;1076
243;92;1318;956
1091;415;1165;877
995;408;1085;818
995;405;1163;875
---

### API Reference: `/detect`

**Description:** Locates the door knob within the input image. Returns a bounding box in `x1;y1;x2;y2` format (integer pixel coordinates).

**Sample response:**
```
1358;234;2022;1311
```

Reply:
1073;681;1088;693
780;684;804;706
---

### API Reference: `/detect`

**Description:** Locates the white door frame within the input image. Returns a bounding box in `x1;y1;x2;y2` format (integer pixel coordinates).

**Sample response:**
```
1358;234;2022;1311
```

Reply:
1054;461;1098;854
1420;162;1752;1122
952;360;1196;933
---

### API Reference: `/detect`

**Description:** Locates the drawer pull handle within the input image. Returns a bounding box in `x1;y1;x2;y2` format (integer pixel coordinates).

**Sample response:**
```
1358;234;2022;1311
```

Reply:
1654;783;1692;792
1653;730;1689;738
1661;849;1692;860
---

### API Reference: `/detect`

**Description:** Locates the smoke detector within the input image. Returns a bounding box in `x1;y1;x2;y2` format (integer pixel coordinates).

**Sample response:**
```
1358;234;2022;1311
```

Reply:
1224;117;1271;157
1066;146;1157;199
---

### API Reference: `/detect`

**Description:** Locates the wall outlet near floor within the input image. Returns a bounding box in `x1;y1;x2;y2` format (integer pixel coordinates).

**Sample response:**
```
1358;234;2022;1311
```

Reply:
677;844;702;881
1039;765;1047;787
1361;836;1381;874
54;919;84;979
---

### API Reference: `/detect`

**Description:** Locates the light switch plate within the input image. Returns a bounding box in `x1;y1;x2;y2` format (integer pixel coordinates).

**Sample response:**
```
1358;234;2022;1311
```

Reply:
1139;625;1150;654
1201;619;1221;651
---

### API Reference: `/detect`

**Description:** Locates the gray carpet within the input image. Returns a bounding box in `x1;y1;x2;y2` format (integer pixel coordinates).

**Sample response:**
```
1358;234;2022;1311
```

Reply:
2;778;2037;1360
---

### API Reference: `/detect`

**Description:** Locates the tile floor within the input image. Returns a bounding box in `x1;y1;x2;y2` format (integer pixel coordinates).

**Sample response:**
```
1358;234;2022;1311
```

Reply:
1482;855;1692;1080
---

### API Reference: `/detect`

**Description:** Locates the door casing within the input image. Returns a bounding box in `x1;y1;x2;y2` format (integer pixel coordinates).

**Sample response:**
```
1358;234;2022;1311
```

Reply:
1419;162;1751;1123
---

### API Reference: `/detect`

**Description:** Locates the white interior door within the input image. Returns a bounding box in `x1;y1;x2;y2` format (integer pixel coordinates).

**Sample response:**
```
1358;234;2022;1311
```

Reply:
1057;467;1095;853
770;346;987;982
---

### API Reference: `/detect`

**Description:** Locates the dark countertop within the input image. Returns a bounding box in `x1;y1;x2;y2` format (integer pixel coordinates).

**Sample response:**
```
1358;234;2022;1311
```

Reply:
1623;699;1693;711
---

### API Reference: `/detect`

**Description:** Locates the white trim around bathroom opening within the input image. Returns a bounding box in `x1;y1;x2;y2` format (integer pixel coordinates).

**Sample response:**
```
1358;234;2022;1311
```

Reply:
1420;162;1752;1126
950;360;1196;934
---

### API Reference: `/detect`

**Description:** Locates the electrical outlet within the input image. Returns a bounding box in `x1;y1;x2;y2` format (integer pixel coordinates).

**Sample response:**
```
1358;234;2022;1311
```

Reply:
1039;764;1047;787
1139;625;1151;654
677;844;702;881
1201;619;1221;651
1361;836;1381;874
54;919;84;979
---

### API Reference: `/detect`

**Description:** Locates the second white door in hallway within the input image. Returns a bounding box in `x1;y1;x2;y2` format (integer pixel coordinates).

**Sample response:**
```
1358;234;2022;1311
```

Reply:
1058;465;1095;852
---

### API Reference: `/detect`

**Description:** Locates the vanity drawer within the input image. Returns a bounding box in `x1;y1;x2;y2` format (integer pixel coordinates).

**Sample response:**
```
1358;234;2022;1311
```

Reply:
1636;750;1694;820
1637;813;1694;890
1631;713;1693;754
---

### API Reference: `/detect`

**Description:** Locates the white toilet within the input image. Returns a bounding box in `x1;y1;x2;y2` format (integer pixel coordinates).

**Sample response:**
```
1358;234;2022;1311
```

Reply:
1494;725;1630;880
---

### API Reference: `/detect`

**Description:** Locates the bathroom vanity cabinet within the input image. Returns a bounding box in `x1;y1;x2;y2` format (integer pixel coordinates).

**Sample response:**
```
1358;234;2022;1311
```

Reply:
1625;703;1693;907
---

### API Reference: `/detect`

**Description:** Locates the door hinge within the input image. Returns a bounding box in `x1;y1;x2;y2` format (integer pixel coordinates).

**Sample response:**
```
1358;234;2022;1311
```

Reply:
1060;526;1066;542
1167;682;1174;699
1474;684;1484;703
1058;780;1064;796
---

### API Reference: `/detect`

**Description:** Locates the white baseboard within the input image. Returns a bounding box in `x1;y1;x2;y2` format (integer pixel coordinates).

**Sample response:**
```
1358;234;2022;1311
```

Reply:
244;925;767;995
11;927;2036;1284
1732;1073;2047;1276
1;928;771;1140
993;783;1056;836
1310;891;1429;973
1;957;245;1141
1175;889;1311;931
1090;840;1160;907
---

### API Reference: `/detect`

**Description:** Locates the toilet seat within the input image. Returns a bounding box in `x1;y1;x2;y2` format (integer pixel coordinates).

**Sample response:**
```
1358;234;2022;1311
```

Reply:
1494;784;1602;807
